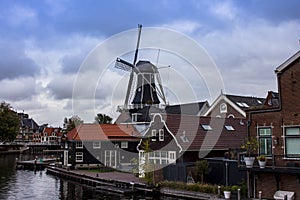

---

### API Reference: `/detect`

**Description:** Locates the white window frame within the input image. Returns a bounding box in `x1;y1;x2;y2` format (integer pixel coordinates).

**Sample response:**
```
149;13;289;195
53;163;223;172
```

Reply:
76;152;83;162
168;151;176;164
151;130;157;141
121;141;128;149
225;125;235;131
104;150;117;168
258;126;272;156
201;124;212;131
159;129;164;141
93;141;101;149
284;126;300;158
76;141;83;149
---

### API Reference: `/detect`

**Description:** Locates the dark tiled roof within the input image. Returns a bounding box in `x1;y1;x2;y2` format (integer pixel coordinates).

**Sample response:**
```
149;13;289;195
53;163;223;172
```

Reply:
165;101;207;115
225;94;265;110
138;114;247;152
163;114;247;151
20;118;39;129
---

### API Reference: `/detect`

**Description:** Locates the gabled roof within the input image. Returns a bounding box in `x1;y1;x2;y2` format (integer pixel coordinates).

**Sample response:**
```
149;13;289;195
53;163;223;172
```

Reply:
165;101;209;115
275;50;300;73
204;93;265;117
43;127;62;137
163;114;247;151
226;94;265;111
67;123;140;141
20;118;39;130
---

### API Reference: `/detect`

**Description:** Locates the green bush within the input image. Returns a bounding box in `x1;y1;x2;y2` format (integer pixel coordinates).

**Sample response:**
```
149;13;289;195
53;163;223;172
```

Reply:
159;181;218;194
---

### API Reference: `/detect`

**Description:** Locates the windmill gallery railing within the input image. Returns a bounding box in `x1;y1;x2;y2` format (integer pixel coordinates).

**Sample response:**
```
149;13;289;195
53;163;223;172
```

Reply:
238;153;300;172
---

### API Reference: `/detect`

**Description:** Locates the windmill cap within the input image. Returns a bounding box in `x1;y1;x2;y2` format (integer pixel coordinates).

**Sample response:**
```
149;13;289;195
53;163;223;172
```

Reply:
135;60;158;73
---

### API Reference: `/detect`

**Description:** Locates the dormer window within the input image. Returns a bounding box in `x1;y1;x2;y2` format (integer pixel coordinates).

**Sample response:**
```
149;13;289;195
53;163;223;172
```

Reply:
159;129;164;141
225;125;235;131
201;124;212;131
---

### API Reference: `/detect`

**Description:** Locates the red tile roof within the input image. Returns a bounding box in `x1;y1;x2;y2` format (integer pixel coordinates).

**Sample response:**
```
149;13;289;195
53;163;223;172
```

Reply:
43;127;62;137
67;123;140;141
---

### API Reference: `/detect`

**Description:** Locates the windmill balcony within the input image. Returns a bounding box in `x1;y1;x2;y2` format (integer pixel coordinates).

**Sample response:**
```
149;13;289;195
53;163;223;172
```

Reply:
238;153;300;174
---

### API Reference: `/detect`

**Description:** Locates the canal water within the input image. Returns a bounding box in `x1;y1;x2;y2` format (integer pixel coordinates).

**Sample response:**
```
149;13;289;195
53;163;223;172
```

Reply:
0;154;180;200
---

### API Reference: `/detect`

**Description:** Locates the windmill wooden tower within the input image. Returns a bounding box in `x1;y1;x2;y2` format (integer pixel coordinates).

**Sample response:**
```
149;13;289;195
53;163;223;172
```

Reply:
115;25;167;121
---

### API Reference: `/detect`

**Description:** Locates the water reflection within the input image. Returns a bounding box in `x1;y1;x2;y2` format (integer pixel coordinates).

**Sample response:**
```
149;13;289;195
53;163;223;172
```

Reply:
0;154;180;200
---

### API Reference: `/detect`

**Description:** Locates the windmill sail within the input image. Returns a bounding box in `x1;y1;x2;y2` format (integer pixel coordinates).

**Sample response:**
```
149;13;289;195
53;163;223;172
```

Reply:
115;58;134;72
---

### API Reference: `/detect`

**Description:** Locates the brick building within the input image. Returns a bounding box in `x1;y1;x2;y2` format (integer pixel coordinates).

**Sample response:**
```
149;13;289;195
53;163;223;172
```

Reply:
240;50;300;199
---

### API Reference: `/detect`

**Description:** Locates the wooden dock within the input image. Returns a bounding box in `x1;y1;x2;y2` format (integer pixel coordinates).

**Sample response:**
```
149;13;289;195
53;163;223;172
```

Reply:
16;158;56;170
46;166;150;195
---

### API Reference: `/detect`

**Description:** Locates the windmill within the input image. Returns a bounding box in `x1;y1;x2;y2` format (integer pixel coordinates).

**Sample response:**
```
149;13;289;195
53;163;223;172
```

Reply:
115;25;167;113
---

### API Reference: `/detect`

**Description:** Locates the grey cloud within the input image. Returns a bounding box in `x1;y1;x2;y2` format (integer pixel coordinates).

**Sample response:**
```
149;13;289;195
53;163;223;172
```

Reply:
0;39;40;80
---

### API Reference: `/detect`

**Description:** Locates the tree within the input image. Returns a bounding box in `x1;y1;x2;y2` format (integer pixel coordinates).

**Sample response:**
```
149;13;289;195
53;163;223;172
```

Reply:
94;113;112;124
63;115;84;134
0;102;20;142
195;160;211;183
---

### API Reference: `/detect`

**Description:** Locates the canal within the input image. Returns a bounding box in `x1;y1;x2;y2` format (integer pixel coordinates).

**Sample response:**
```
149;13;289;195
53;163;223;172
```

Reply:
0;154;181;199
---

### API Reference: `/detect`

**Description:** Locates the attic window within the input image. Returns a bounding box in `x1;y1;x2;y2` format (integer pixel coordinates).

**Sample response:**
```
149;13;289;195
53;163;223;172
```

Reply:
225;125;235;131
201;124;212;131
257;100;262;104
236;102;249;108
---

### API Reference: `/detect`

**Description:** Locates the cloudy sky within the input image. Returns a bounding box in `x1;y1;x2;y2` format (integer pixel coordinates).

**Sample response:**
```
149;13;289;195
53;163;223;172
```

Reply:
0;0;300;127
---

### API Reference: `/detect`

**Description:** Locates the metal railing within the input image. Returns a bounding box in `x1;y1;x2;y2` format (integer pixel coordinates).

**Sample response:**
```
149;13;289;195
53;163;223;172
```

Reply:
238;153;300;171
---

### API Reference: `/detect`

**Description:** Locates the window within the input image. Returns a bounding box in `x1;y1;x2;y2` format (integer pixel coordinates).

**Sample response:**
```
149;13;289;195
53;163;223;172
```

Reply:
93;141;101;149
151;130;157;141
76;141;83;148
201;124;212;131
168;151;176;164
258;127;272;156
105;150;117;167
225;125;235;131
148;151;170;165
159;129;164;141
76;152;83;162
121;141;128;148
285;127;300;157
220;103;227;113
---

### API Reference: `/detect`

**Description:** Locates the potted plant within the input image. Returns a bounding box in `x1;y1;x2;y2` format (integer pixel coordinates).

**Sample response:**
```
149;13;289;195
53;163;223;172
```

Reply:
241;137;258;168
257;155;267;168
223;186;231;199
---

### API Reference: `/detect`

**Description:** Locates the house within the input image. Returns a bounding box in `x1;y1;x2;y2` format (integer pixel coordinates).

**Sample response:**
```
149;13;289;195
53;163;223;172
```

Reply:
63;123;140;170
204;92;265;118
15;113;39;143
240;50;300;199
137;113;247;183
40;127;62;144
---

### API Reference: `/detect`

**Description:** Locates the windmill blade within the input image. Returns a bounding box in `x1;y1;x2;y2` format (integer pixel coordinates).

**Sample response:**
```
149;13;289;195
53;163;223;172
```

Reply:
115;58;134;72
124;71;134;108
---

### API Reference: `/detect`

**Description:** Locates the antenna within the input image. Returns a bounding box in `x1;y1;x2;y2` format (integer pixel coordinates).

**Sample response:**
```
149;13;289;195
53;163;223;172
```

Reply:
133;24;142;66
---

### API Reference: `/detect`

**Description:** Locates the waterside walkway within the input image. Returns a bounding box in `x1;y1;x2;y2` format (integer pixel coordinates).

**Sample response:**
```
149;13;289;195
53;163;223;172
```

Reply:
46;166;224;199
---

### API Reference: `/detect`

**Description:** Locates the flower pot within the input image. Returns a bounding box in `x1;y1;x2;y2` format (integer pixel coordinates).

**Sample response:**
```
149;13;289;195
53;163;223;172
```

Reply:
224;191;231;199
258;160;266;168
244;157;255;168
